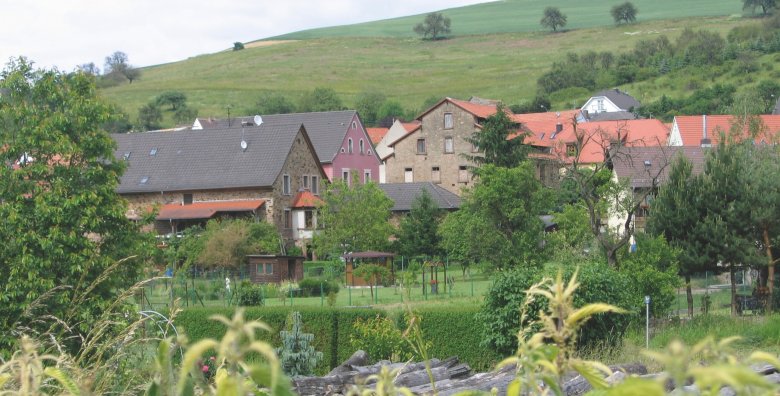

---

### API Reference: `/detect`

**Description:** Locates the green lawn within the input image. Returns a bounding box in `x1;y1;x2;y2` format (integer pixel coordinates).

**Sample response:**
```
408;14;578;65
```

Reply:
100;15;761;127
140;269;494;311
266;0;743;40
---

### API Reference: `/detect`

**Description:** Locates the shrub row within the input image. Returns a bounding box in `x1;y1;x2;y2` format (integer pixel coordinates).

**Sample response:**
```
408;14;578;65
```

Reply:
175;305;499;375
298;277;340;297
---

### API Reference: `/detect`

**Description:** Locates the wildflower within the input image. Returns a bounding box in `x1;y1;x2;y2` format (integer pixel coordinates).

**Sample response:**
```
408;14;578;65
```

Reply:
202;365;209;373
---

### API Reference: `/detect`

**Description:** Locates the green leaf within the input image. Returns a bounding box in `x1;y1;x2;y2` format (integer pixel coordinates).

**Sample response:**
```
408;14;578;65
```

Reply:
571;360;611;390
44;367;82;396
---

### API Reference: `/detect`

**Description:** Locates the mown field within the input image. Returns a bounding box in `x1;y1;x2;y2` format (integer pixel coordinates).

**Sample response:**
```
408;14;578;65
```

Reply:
100;15;767;127
266;0;743;40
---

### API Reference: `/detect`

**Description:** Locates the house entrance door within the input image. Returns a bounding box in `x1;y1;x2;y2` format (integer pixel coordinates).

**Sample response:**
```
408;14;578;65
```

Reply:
287;259;296;280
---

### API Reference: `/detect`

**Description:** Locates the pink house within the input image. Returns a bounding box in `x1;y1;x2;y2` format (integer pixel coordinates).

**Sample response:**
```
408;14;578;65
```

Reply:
194;110;381;184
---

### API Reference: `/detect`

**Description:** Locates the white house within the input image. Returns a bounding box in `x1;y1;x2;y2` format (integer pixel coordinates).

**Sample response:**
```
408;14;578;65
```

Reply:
374;120;421;183
581;89;641;119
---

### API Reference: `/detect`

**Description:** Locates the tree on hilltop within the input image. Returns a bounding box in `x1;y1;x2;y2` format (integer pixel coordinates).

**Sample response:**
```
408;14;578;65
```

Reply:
743;0;777;16
541;7;568;32
413;12;452;40
611;2;638;24
104;51;140;83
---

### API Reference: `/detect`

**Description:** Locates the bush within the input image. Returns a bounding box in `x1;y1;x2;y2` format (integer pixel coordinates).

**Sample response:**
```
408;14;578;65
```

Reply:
478;263;636;357
237;280;264;306
233;42;244;51
349;315;412;362
299;277;340;297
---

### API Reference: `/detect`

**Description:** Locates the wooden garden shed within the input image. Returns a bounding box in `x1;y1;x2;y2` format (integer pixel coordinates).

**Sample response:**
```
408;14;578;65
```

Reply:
246;255;305;284
343;251;395;287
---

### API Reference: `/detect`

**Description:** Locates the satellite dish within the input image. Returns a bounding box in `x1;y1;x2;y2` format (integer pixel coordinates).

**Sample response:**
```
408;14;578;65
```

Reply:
240;140;248;151
254;115;263;126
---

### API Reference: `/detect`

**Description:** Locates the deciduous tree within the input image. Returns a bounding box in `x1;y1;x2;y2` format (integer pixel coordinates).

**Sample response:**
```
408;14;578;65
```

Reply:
298;87;344;113
354;90;387;127
0;58;146;349
413;12;451;40
155;91;187;111
103;51;140;84
313;175;393;257
743;0;777;16
197;219;281;269
541;7;568;32
611;2;638;24
137;102;162;131
248;92;296;115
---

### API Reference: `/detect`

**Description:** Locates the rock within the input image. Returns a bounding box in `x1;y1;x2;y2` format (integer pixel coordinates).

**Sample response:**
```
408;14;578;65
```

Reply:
327;350;369;376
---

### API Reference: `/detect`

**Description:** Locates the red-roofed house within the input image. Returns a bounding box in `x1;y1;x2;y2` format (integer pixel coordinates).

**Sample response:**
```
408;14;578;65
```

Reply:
383;97;502;194
669;115;780;147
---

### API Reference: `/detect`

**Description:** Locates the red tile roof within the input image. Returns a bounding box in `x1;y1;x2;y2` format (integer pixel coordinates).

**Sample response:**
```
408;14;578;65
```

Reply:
515;119;669;164
291;191;323;208
446;97;500;119
673;115;780;146
401;121;421;133
156;200;265;220
366;127;389;145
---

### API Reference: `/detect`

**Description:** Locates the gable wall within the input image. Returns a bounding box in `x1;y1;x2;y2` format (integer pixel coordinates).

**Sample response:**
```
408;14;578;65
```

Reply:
385;102;480;195
331;114;380;183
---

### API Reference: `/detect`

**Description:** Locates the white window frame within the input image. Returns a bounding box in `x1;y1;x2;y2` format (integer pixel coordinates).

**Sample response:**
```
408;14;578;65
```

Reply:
432;166;441;184
283;174;291;195
342;169;351;185
359;139;365;154
302;175;309;190
348;138;354;154
404;168;414;183
444;136;454;153
416;138;426;154
364;169;371;184
312;175;319;195
458;166;469;183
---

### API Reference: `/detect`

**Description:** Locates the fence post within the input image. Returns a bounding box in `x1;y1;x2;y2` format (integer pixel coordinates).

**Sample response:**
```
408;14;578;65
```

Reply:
349;287;352;306
375;283;379;304
320;282;324;307
289;287;293;306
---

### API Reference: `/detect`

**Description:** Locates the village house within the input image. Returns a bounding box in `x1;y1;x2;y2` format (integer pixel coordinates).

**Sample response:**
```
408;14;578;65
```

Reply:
193;110;381;184
383;97;500;195
579;88;640;121
378;182;461;225
113;122;326;256
374;119;421;183
607;146;706;234
668;114;780;147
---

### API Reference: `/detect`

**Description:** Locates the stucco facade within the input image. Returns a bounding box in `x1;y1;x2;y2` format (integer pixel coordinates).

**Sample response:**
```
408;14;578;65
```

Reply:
331;113;381;184
385;101;481;195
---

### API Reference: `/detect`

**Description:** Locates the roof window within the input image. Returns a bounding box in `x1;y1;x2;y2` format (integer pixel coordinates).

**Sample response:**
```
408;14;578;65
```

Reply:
149;148;158;156
140;176;149;185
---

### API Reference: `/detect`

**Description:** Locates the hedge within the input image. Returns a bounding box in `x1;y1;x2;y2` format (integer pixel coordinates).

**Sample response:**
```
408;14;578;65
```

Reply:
175;306;499;375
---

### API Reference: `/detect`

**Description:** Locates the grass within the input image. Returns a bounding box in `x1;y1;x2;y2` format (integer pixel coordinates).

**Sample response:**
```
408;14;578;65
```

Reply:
266;0;743;40
99;15;761;127
140;268;494;311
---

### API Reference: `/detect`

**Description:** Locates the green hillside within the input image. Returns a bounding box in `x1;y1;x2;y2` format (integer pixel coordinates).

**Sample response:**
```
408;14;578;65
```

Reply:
265;0;742;40
100;15;761;126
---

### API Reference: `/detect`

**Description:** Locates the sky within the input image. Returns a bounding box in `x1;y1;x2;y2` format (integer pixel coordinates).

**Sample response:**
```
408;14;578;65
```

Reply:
1;0;490;72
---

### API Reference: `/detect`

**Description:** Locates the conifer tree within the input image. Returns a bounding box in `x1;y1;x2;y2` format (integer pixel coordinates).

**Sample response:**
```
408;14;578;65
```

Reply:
276;312;323;377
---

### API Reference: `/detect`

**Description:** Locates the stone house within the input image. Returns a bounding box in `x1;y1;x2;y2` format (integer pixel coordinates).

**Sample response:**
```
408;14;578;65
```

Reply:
375;120;421;183
113;122;327;254
193;111;381;184
383;98;497;195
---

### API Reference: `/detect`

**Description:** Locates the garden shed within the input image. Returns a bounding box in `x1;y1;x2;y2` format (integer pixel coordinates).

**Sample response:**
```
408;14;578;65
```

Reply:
246;255;305;284
343;251;395;287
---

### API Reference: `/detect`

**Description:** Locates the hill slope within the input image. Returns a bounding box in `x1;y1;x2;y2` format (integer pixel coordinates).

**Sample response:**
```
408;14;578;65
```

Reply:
265;0;741;40
100;16;763;126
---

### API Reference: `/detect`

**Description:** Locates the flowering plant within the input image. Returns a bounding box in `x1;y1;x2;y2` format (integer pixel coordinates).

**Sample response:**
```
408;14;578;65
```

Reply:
197;355;218;381
429;279;438;285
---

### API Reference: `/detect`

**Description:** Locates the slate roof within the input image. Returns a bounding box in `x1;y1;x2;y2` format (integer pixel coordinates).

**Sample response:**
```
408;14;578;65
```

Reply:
378;182;461;212
593;89;641;111
611;146;707;188
584;111;637;122
196;110;360;163
113;123;313;194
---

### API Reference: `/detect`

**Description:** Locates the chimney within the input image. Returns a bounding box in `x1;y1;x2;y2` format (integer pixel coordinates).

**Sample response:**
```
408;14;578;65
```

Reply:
701;115;711;147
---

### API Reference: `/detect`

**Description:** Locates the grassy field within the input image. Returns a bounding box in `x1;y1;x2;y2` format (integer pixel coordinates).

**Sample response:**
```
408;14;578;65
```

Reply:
266;0;743;40
99;15;765;127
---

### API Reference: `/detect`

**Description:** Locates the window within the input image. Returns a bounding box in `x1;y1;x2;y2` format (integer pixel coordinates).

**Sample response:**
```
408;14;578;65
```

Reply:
348;138;354;154
149;148;157;156
444;136;454;153
364;169;371;184
432;166;441;183
283;174;291;195
284;209;292;228
359;139;365;154
312;175;319;195
416;138;426;154
458;166;469;183
256;263;273;275
471;133;480;152
139;176;149;185
123;152;131;161
404;168;414;183
183;194;193;205
302;175;309;190
342;169;350;184
352;121;357;129
444;113;453;129
304;210;314;229
597;99;605;112
566;143;578;157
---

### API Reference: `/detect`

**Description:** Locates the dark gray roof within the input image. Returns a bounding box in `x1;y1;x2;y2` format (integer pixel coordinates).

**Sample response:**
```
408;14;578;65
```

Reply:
611;146;706;188
195;110;358;163
594;89;641;111
113;123;312;194
378;182;461;212
585;110;636;122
